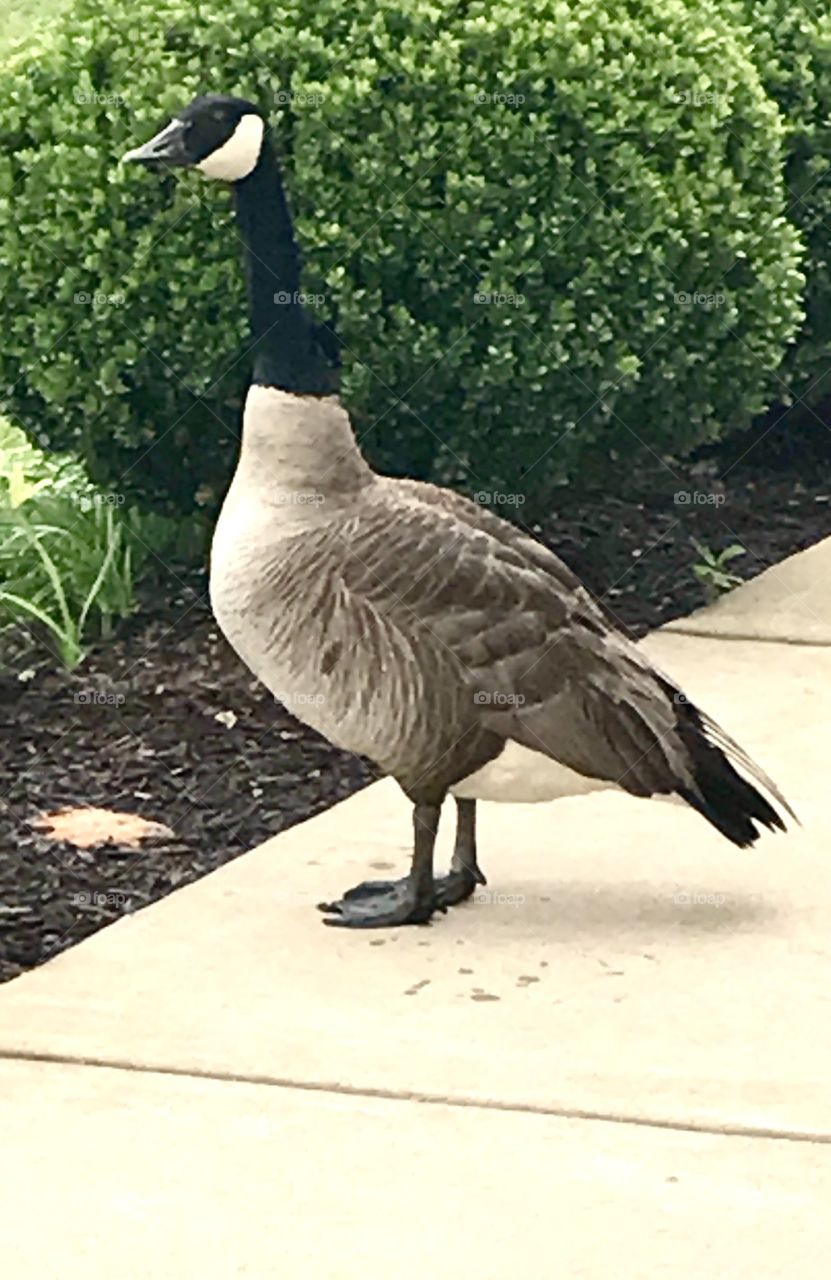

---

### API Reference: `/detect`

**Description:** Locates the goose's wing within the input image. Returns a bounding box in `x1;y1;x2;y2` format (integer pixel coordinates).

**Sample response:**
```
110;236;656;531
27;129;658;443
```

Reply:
345;480;666;787
391;477;603;609
390;481;680;785
337;480;792;838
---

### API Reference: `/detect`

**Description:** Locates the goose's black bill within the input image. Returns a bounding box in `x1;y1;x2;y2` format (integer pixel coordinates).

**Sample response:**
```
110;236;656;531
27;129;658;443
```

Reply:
123;119;192;168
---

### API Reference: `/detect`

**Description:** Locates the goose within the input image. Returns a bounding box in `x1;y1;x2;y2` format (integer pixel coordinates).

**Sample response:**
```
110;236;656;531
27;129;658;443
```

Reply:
124;95;795;929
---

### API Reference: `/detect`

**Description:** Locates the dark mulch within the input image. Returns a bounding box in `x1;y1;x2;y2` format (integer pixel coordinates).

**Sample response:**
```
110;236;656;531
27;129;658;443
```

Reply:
0;595;375;983
536;404;831;635
2;404;830;982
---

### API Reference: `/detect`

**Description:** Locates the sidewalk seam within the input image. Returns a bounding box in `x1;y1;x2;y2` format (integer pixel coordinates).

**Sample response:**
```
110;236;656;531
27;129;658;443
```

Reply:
660;628;831;647
2;1046;829;1147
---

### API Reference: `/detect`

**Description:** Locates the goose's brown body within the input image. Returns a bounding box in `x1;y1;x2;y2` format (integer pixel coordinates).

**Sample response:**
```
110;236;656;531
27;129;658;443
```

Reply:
211;389;789;835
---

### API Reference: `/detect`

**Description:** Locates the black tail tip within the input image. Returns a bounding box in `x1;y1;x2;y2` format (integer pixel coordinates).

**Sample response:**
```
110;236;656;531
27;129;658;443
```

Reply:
678;784;790;849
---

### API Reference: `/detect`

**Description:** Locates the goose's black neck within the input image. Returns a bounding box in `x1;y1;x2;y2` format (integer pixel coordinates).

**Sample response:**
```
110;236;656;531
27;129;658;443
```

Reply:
233;135;335;395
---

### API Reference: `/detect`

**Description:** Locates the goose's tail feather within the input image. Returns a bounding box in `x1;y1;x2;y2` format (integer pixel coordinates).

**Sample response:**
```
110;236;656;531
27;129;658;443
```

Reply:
672;698;797;849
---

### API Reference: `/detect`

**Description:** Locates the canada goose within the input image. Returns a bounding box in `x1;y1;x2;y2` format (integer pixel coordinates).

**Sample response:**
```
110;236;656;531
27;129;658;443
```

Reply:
125;95;795;929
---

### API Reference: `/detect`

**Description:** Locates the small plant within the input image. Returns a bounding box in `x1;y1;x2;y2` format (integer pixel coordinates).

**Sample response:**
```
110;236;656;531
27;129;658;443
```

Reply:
691;538;746;601
0;418;174;668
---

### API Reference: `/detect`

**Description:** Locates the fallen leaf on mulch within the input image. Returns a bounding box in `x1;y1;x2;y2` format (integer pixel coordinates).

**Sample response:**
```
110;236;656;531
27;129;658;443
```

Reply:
34;807;174;850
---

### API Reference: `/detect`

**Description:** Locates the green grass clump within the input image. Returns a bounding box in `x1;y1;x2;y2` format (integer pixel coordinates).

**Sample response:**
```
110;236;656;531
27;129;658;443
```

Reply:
0;418;174;668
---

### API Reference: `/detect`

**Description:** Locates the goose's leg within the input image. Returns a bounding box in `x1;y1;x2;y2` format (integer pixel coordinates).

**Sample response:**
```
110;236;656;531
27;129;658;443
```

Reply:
436;797;487;907
318;801;443;928
318;798;486;921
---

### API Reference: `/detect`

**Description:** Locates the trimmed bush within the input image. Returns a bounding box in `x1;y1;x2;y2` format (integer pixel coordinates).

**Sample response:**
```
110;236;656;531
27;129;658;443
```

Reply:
727;0;831;407
0;0;805;515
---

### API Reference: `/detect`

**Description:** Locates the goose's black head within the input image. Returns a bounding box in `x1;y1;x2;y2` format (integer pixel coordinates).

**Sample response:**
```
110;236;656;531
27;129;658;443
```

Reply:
123;94;267;182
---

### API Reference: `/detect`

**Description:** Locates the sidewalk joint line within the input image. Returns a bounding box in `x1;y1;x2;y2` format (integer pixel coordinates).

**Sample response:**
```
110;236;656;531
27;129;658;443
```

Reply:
660;628;831;648
2;1047;830;1146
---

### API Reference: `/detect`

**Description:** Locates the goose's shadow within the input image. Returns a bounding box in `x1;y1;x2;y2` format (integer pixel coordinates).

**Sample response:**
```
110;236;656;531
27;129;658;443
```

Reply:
458;878;781;939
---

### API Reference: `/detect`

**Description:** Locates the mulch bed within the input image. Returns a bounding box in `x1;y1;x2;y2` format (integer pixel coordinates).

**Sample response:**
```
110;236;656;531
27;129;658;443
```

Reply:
2;406;830;982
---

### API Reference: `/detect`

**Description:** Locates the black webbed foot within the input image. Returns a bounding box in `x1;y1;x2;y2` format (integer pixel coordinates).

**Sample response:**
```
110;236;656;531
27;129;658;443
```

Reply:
435;866;480;908
317;876;443;928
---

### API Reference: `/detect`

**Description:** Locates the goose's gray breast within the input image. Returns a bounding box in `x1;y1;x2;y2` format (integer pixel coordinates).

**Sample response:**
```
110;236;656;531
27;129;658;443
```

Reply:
209;496;485;779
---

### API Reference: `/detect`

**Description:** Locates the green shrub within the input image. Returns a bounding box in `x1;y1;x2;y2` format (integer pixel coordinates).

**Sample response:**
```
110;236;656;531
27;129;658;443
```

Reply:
726;0;831;407
0;0;70;52
0;0;805;515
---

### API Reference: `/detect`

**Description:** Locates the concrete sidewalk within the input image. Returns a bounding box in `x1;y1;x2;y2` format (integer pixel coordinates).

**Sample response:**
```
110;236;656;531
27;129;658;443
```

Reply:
1;542;830;1277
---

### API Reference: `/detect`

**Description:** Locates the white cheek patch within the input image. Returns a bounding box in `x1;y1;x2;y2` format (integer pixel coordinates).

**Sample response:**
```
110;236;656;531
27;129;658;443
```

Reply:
197;113;265;181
